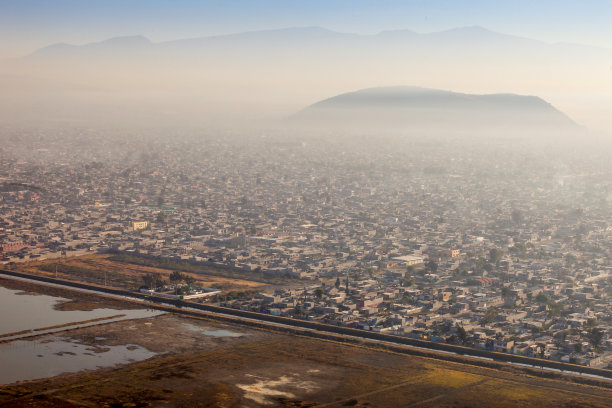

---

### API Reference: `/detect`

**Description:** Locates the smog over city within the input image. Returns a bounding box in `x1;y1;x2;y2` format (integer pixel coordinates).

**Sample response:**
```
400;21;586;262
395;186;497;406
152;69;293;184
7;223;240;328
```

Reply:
1;1;612;407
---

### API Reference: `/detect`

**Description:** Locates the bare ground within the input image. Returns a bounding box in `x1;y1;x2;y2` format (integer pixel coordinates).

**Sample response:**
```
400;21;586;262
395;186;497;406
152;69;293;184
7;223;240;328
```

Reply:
1;278;612;407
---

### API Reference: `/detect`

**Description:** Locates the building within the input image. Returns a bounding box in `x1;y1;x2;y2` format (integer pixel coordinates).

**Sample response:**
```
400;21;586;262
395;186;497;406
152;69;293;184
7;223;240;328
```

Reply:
132;221;149;231
393;255;425;266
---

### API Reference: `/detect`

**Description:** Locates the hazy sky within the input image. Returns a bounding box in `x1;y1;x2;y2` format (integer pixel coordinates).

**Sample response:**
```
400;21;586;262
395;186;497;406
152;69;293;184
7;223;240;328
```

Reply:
2;0;612;59
2;0;611;133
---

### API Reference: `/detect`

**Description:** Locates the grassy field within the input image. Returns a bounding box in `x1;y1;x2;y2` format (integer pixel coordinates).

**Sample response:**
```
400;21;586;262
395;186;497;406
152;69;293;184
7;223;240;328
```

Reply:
1;328;611;407
109;252;299;285
16;253;271;292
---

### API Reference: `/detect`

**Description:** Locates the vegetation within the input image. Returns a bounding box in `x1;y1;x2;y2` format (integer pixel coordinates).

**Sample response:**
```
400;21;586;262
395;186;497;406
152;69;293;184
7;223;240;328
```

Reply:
425;260;438;274
546;301;563;317
109;252;297;285
141;272;165;289
456;325;467;344
38;262;130;286
488;248;504;265
480;307;498;325
587;327;604;351
402;276;415;287
212;289;260;302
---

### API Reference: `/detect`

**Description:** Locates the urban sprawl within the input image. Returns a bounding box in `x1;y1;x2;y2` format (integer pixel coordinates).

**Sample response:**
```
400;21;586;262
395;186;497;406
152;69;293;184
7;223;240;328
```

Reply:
1;127;611;368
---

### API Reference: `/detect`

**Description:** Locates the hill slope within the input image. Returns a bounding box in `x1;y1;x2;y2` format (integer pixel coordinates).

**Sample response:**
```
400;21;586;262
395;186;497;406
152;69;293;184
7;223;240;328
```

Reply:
293;86;578;132
1;26;609;129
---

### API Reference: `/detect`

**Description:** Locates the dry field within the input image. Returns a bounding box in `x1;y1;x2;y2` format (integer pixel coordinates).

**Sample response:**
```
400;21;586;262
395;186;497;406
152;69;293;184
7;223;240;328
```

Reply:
16;253;268;292
1;278;612;408
2;316;612;408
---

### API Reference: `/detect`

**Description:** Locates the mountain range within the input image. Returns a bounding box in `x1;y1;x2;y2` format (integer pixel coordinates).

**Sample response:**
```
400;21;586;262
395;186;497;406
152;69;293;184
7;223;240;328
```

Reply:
0;26;610;129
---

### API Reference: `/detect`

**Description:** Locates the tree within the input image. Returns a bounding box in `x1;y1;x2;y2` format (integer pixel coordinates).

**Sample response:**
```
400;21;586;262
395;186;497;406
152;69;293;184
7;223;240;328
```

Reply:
169;270;184;284
511;209;523;224
509;242;527;258
546;301;562;318
587;328;604;351
585;317;599;329
169;271;184;294
489;248;504;264
334;277;341;289
314;287;324;300
156;212;167;223
403;276;415;287
143;273;165;290
574;342;584;353
457;325;467;344
564;253;577;266
141;273;156;289
481;307;498;325
184;275;196;288
425;260;438;274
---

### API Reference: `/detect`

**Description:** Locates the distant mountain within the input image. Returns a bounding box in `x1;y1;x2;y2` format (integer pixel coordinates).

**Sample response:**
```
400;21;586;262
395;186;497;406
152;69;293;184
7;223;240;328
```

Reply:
18;26;545;58
0;26;609;129
30;35;153;57
293;87;578;132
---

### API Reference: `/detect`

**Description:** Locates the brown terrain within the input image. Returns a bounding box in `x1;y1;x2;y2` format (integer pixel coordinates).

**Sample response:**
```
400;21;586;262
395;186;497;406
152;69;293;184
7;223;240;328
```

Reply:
1;276;612;407
15;254;269;291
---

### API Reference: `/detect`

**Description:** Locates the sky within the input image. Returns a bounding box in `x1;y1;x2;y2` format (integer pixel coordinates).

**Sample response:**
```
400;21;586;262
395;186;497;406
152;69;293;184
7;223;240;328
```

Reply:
1;0;611;133
1;0;612;59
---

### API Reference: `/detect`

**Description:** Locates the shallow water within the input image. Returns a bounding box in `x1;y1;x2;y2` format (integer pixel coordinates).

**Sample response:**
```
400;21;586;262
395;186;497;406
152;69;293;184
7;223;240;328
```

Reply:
0;283;162;384
0;285;161;338
0;336;156;384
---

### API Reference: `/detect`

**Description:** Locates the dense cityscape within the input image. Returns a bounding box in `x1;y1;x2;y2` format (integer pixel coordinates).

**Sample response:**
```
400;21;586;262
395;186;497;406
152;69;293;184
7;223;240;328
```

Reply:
2;126;611;369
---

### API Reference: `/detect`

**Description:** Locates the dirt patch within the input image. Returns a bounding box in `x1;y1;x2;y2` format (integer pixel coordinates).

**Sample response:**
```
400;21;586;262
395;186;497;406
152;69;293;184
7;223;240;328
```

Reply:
53;299;110;311
237;374;318;405
13;290;41;296
62;313;265;355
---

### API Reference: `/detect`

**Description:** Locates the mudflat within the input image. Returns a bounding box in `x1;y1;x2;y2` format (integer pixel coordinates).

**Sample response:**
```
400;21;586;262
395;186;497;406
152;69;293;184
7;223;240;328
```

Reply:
1;278;612;407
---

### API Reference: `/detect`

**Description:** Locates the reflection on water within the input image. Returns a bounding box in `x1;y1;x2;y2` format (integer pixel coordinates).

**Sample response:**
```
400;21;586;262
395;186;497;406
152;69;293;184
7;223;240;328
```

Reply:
0;282;162;384
0;337;156;384
0;285;162;339
183;323;244;337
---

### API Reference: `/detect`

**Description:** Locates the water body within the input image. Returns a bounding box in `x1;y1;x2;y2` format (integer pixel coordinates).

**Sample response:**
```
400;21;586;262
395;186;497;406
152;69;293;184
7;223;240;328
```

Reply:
0;284;162;384
0;337;156;384
0;285;161;337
